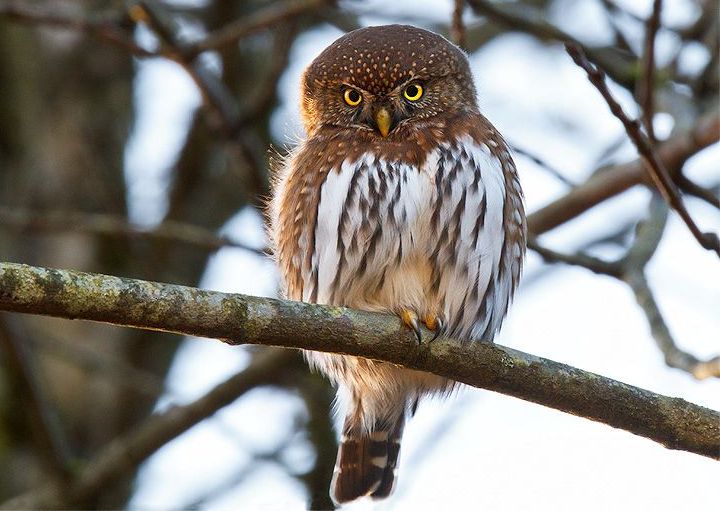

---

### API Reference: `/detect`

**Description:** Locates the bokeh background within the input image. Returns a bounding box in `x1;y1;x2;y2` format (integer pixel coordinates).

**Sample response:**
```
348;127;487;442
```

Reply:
0;0;718;509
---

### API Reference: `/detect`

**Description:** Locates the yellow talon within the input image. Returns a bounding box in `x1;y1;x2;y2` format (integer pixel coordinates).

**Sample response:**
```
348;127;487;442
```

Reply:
400;310;445;343
423;313;438;331
400;309;422;343
423;313;445;341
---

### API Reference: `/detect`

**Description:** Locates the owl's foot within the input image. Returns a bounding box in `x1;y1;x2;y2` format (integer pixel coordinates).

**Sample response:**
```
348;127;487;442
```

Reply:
423;313;446;342
400;309;422;344
399;310;446;343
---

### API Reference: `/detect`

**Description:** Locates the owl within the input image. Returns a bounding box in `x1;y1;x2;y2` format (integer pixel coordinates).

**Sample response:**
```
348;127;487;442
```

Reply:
270;25;526;504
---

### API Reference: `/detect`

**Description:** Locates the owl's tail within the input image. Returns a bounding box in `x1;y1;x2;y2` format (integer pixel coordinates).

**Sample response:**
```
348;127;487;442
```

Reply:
330;413;405;504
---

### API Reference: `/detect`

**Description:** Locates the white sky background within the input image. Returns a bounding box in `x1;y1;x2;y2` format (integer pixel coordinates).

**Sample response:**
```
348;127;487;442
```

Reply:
126;0;719;509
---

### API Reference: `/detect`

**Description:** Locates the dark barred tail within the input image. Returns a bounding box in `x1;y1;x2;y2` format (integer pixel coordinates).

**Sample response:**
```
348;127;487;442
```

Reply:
330;414;405;505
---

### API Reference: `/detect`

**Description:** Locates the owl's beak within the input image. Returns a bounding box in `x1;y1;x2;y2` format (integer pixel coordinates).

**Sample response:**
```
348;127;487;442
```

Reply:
374;108;392;137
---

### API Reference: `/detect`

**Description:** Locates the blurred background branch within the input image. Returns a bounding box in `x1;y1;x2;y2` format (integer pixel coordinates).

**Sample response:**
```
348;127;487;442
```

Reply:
566;42;720;256
0;207;266;256
527;112;719;234
1;348;299;509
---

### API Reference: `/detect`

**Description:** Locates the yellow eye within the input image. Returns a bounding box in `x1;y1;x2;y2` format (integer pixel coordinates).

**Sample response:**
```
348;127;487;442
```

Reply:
403;83;423;101
343;89;362;106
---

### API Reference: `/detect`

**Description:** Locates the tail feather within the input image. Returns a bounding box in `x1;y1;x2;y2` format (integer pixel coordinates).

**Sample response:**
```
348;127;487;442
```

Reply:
331;415;405;504
370;423;403;499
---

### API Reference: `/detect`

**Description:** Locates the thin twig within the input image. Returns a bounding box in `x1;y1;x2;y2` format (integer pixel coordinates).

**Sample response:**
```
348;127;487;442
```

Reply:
527;237;621;277
675;176;720;210
236;21;300;126
532;195;720;379
0;262;717;462
519;220;635;289
565;43;720;257
1;0;247;141
510;144;576;187
0;207;267;256
597;0;634;53
528;111;719;234
638;0;662;142
28;331;167;396
130;1;272;201
0;318;72;479
129;1;242;133
598;0;645;23
185;431;300;509
0;0;329;63
620;193;668;271
626;271;720;380
620;196;720;379
0;348;298;509
0;0;153;56
1;0;300;139
465;0;636;88
450;0;466;50
186;0;331;58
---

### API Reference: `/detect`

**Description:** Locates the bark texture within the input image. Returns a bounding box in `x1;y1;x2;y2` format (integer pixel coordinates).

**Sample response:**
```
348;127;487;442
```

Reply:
1;262;717;460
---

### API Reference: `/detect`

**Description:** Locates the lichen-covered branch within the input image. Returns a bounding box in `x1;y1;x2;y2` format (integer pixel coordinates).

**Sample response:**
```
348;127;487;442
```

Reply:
0;262;718;460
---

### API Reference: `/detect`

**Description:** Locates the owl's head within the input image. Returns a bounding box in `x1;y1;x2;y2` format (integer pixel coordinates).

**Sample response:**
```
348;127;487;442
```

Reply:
301;25;477;139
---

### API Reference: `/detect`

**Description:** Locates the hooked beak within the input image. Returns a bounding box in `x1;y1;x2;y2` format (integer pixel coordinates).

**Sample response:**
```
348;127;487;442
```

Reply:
374;107;392;138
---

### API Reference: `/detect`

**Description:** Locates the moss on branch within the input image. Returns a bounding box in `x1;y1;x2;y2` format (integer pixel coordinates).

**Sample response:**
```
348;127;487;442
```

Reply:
0;261;718;460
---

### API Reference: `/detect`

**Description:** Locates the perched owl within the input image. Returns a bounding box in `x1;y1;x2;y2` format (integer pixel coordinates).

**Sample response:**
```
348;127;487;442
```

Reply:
270;25;526;504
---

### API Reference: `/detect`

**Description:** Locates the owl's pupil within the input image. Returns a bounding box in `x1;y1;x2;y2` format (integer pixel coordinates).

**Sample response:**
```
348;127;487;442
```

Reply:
348;90;360;103
407;85;418;96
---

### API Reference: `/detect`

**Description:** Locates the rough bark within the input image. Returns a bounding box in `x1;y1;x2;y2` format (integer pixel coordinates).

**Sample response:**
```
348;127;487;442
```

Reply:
1;262;717;461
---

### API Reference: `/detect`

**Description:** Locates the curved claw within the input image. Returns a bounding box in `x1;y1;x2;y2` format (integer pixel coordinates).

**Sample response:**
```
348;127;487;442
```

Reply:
400;309;423;344
429;317;445;342
423;313;446;342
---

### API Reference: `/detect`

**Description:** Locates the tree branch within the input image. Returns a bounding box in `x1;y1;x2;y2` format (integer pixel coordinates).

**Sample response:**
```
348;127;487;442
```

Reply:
527;237;621;277
0;0;152;56
566;43;720;257
626;270;720;380
465;0;636;88
128;1;243;134
530;195;720;379
510;144;577;187
527;111;720;235
0;318;72;479
0;262;717;461
450;0;466;50
0;207;266;256
638;0;662;142
0;348;298;509
675;176;720;210
185;0;333;58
